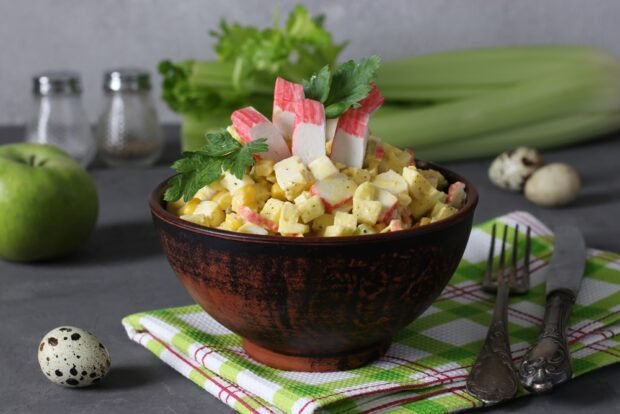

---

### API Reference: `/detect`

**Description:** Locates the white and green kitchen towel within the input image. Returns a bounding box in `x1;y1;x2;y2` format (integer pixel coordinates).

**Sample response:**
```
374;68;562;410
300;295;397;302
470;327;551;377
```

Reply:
122;211;620;413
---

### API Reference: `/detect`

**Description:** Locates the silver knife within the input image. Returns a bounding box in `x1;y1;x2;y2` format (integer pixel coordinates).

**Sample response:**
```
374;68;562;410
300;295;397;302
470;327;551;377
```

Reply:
519;225;586;393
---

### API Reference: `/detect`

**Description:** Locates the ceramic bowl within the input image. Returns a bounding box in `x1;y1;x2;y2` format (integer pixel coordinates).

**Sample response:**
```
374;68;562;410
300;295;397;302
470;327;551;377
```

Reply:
149;162;478;371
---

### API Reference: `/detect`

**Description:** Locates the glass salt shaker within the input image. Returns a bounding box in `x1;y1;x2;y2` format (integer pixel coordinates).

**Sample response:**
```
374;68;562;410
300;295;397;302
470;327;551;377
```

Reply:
26;71;96;167
96;69;163;167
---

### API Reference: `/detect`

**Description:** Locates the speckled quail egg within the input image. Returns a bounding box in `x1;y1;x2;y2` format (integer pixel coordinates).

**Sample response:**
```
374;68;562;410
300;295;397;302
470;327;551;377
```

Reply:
37;326;110;387
488;147;544;191
524;163;581;207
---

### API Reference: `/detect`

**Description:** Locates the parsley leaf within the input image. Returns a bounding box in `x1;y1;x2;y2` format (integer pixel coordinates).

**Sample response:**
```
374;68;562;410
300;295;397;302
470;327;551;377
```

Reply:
302;65;331;102
163;130;268;202
324;55;381;118
202;129;241;156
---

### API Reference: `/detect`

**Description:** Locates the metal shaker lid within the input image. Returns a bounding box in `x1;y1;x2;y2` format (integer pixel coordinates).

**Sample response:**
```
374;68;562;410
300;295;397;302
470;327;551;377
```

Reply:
33;71;82;95
104;68;151;92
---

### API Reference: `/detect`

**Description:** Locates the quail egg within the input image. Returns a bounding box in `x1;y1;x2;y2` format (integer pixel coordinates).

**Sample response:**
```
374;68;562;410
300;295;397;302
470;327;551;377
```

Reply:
37;326;110;387
488;147;544;191
524;163;581;207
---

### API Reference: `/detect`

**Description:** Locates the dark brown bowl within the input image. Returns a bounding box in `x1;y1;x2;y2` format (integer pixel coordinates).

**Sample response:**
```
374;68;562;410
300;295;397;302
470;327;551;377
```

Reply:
149;162;478;371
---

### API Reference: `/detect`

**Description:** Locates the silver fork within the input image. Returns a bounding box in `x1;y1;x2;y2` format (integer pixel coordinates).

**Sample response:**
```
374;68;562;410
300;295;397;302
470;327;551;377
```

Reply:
466;224;532;404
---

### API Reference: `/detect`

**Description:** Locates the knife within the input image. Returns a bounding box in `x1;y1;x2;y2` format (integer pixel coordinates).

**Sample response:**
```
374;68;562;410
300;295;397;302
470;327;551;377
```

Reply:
519;225;586;393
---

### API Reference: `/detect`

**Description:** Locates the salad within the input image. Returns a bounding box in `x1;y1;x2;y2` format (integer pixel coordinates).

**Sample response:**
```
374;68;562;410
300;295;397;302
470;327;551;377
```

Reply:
165;57;467;236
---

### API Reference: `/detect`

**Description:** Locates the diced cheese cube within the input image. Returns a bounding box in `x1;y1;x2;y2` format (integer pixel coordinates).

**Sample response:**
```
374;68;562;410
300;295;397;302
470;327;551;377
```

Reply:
402;167;436;199
311;214;334;234
431;202;458;222
231;185;257;212
179;198;201;215
373;170;408;195
279;202;301;227
279;222;309;235
297;195;325;223
193;200;225;227
403;166;446;218
323;224;350;237
274;156;314;200
397;192;412;207
409;191;445;219
334;211;357;232
421;169;448;190
260;198;284;223
308;155;339;181
221;171;254;193
342;167;372;185
353;199;382;225
379;143;413;173
353;182;378;201
237;223;269;235
293;191;311;205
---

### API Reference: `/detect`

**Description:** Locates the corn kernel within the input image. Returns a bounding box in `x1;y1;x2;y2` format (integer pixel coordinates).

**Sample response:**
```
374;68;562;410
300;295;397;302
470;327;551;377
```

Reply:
270;182;286;201
231;185;257;212
212;192;232;210
179;198;201;215
254;159;275;178
223;213;244;231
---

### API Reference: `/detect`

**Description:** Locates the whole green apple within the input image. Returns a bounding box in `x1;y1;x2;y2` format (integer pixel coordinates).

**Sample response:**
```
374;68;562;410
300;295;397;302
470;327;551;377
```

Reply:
0;143;98;261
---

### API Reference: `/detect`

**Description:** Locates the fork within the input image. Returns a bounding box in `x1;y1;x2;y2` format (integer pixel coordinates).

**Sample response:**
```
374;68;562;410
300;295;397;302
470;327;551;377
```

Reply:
466;224;532;404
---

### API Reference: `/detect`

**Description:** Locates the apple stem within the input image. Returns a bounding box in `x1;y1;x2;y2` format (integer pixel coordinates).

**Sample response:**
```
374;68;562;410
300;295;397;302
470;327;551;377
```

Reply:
27;155;48;167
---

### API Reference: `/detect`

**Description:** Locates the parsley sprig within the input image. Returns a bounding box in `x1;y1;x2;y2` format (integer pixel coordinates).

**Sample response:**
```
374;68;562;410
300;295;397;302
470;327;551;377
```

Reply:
164;130;268;202
303;55;381;118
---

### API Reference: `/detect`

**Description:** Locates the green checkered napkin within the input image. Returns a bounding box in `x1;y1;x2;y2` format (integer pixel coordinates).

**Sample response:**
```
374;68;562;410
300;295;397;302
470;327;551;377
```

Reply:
122;211;620;414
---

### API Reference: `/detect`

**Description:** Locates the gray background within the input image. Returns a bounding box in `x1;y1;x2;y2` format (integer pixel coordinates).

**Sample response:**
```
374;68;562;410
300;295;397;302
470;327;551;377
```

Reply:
1;0;620;126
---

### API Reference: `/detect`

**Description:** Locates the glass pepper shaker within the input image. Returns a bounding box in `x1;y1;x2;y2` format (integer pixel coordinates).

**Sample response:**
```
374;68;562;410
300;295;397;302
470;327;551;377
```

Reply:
96;69;163;167
26;71;96;167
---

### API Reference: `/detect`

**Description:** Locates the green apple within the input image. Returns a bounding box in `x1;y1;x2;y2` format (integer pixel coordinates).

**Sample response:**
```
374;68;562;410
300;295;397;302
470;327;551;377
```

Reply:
0;143;98;262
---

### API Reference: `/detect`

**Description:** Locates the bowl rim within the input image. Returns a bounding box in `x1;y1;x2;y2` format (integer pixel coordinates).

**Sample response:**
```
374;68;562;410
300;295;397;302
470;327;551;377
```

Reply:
149;161;479;246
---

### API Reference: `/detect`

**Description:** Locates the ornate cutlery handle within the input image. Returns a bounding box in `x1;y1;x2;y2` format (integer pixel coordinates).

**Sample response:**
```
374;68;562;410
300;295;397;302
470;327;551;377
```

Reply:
519;290;575;393
466;285;519;404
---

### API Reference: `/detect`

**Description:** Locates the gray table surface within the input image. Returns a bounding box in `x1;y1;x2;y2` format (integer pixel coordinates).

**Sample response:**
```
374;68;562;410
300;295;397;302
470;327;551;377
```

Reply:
1;126;619;414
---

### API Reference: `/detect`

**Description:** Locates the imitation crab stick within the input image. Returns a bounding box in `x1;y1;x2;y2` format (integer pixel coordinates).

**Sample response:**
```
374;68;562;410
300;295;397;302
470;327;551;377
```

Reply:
291;99;326;165
330;84;385;168
231;107;291;161
272;77;305;140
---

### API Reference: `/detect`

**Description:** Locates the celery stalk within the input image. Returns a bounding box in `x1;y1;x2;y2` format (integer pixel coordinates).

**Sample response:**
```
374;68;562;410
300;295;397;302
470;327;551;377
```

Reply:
371;63;620;149
415;112;620;162
181;112;231;151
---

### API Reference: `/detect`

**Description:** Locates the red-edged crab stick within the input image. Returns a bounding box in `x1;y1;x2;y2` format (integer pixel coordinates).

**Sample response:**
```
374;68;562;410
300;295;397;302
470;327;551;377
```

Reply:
291;99;326;165
272;77;304;140
330;84;385;168
231;107;292;162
